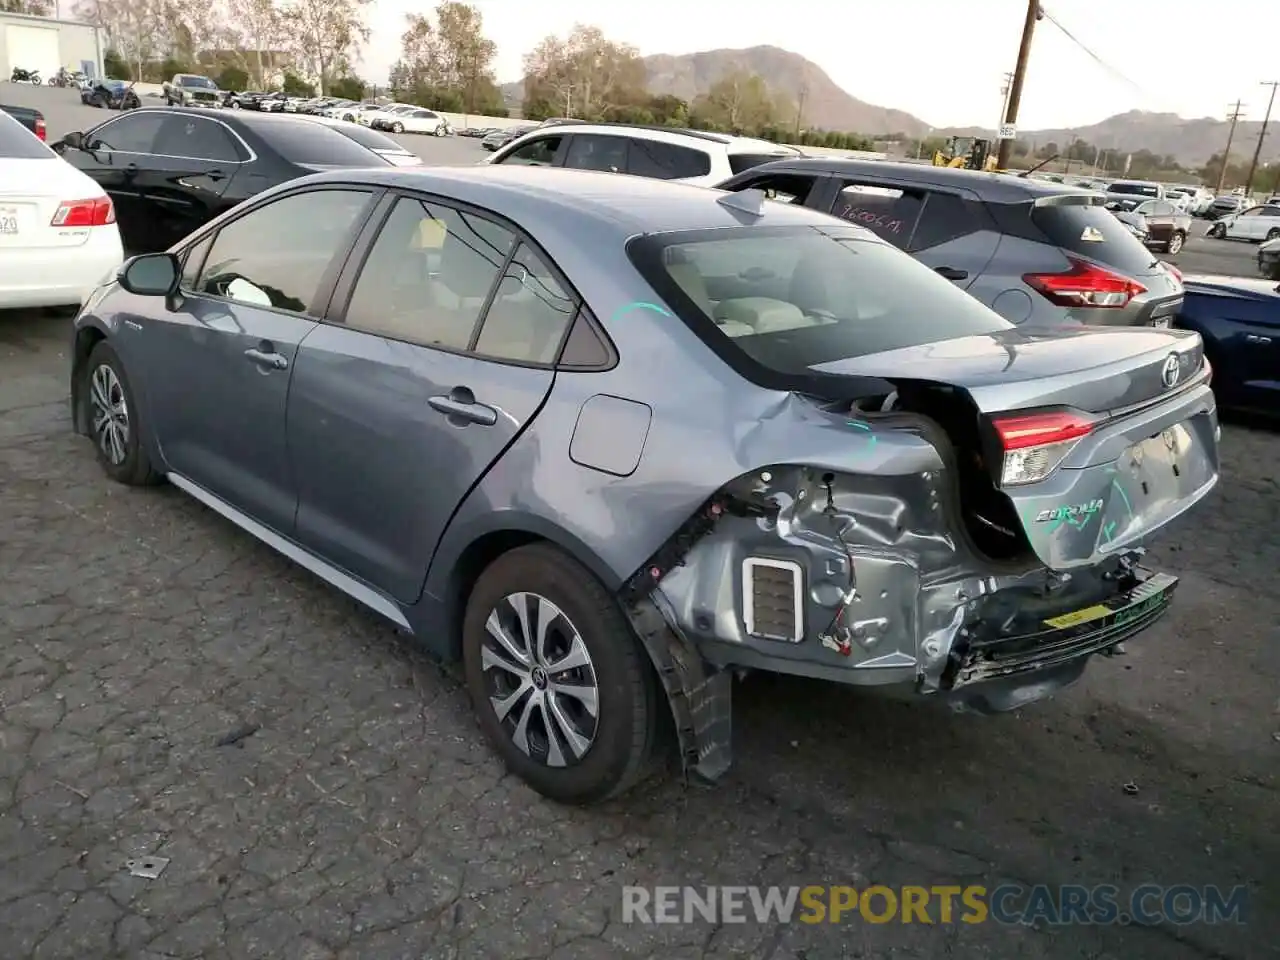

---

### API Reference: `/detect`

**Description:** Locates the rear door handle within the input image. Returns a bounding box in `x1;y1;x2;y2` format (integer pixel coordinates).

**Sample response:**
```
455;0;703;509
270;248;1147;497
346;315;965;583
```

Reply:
244;347;289;370
935;266;969;281
428;386;497;426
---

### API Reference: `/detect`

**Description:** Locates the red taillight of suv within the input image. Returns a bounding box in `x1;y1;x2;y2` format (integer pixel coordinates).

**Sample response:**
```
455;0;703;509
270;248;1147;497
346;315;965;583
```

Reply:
51;196;115;227
991;410;1096;485
34;117;46;141
1023;257;1147;309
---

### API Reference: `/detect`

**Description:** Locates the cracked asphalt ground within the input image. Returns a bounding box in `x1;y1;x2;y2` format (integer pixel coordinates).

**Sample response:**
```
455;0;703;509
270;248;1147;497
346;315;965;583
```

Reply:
0;306;1277;960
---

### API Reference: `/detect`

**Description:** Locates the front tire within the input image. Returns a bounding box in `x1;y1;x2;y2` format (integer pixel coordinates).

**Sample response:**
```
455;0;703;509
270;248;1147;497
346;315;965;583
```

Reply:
83;341;162;487
1167;231;1185;254
1209;222;1227;239
462;544;661;805
1266;228;1280;242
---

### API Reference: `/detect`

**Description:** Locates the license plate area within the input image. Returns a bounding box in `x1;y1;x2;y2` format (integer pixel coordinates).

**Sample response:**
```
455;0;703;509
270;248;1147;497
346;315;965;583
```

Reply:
0;203;33;243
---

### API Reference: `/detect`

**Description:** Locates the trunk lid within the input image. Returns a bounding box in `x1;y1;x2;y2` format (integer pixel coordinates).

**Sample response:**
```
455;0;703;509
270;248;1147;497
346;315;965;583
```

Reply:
812;325;1219;570
0;158;98;249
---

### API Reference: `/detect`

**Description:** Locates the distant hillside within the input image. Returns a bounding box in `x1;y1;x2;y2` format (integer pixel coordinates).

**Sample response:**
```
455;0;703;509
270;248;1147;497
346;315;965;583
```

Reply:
501;44;931;136
941;110;1280;169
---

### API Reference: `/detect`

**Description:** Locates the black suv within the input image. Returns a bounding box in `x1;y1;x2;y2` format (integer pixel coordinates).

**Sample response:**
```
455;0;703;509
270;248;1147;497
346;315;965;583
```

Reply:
717;158;1184;327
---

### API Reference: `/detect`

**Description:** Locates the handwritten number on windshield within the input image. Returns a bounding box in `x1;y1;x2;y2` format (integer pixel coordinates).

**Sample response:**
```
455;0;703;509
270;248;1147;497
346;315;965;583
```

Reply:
839;205;905;234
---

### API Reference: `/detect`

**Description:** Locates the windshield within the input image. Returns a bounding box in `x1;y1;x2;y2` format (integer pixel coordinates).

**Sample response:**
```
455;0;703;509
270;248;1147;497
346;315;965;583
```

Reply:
1030;199;1157;274
1108;182;1160;197
627;226;1010;376
180;76;216;89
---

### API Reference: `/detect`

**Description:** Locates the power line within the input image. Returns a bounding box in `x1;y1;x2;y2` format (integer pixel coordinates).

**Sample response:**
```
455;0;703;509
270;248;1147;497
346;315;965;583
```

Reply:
1038;7;1162;105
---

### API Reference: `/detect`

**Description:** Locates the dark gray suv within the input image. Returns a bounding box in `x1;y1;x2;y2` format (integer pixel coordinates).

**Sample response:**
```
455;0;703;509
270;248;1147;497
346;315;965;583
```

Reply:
717;158;1184;328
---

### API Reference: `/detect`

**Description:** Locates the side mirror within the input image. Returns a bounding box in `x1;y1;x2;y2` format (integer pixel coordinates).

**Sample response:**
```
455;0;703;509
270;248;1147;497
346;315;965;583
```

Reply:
117;253;179;297
61;131;84;150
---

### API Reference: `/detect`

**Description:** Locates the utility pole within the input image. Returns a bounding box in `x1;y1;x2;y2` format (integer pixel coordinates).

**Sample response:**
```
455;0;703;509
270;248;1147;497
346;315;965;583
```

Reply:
794;81;808;141
1244;82;1279;197
996;0;1044;170
1217;100;1246;194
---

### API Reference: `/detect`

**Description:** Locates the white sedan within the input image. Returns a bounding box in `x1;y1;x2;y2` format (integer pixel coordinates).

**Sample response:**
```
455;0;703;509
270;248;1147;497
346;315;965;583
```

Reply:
1208;204;1280;242
0;110;123;310
356;103;415;128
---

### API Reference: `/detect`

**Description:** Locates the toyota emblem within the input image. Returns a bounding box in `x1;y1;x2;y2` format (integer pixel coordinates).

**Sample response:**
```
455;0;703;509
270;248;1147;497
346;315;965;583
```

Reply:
1160;353;1181;389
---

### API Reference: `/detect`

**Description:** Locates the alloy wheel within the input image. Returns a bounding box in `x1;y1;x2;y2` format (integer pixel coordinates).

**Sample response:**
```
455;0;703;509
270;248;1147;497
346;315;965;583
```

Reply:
481;591;600;768
1168;232;1184;254
89;363;129;465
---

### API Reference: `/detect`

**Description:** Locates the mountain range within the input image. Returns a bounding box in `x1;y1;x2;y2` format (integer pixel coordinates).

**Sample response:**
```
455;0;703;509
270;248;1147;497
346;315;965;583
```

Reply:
502;45;1280;169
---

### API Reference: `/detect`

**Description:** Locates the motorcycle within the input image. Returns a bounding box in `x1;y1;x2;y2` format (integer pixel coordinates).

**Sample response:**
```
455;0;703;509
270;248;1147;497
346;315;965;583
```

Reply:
10;67;41;84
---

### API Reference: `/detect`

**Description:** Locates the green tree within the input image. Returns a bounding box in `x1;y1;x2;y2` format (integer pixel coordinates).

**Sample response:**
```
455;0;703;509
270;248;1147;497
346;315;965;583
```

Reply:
329;75;365;99
281;0;370;95
218;66;250;91
521;25;645;121
281;71;315;96
690;71;783;136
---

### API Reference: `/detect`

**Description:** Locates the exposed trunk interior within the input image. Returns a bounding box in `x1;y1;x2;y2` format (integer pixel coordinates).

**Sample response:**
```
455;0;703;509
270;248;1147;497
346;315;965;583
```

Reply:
820;379;1037;565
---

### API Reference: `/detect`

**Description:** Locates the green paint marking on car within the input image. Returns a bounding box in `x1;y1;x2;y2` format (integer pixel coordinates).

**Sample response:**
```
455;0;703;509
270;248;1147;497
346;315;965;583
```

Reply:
611;301;673;322
845;420;877;446
1111;478;1135;519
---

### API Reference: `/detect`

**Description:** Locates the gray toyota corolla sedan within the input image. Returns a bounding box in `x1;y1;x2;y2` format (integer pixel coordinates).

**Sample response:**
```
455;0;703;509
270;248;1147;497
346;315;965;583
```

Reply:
70;166;1220;804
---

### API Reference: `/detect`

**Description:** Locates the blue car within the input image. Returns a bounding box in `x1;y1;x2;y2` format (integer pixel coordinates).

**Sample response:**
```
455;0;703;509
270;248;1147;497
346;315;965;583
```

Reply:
1177;275;1280;415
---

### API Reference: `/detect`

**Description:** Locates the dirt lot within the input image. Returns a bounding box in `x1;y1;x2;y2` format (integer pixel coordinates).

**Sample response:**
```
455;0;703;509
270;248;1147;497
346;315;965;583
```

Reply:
1;297;1277;960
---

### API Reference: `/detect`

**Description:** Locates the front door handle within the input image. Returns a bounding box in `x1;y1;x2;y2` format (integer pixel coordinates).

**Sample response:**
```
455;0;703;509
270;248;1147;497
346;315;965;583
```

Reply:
207;169;225;182
935;266;969;281
428;387;497;426
244;347;289;370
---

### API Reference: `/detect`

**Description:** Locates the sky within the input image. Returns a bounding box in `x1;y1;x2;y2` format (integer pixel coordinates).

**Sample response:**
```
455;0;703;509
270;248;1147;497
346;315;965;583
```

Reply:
359;0;1280;131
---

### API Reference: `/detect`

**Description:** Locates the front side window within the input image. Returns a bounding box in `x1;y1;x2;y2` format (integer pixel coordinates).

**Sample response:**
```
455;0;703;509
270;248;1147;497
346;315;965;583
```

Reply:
474;244;576;364
628;226;1010;378
499;135;563;166
343;195;514;350
196;189;373;313
88;113;166;153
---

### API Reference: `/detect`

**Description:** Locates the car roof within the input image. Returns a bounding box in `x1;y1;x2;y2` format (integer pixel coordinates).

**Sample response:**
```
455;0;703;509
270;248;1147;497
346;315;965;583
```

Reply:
513;121;800;155
295;164;855;236
728;156;1085;202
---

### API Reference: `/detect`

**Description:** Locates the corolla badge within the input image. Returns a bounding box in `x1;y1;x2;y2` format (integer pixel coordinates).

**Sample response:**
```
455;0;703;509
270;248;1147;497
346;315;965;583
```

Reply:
1160;353;1181;388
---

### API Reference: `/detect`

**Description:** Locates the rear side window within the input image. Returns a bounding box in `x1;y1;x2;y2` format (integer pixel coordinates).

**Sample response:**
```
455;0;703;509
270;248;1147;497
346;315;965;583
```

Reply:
728;152;796;175
0;110;51;159
627;140;711;179
908;192;988;251
261;121;389;166
833;184;923;249
152;116;242;162
1026;199;1156;274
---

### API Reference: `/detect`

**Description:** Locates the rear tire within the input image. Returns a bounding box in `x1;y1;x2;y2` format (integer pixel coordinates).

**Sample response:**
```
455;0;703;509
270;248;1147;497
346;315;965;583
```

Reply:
1267;228;1280;241
461;543;661;805
391;121;404;133
83;341;162;487
1167;231;1185;254
1209;222;1227;239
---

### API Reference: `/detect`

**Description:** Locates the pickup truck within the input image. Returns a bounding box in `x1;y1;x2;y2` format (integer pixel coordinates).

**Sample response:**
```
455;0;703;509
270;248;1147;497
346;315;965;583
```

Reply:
162;73;222;107
0;103;46;141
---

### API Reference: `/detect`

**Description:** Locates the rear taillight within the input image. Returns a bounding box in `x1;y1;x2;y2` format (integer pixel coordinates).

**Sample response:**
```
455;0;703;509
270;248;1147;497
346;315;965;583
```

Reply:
51;197;115;227
992;410;1095;486
1023;257;1147;309
35;117;45;141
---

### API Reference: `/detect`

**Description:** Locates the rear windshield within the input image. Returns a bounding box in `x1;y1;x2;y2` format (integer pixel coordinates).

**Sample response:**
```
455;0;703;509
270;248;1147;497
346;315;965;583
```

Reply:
728;152;799;175
326;121;412;156
0;109;52;159
1031;199;1156;274
627;226;1010;376
260;121;390;166
1107;182;1160;197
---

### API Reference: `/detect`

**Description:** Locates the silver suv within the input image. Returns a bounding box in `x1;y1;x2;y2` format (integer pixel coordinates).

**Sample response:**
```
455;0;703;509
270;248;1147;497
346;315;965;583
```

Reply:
718;158;1184;328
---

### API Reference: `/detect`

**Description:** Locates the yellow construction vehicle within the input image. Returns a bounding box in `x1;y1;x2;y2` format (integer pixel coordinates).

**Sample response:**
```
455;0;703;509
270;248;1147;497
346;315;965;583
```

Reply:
931;136;998;172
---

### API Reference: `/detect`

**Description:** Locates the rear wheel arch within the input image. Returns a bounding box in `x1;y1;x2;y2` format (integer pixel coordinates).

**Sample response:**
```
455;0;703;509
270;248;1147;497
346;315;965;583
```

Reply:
431;516;626;661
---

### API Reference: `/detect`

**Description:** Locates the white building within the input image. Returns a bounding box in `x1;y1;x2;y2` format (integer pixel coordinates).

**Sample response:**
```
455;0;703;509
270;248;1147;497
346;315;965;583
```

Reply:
0;11;105;81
